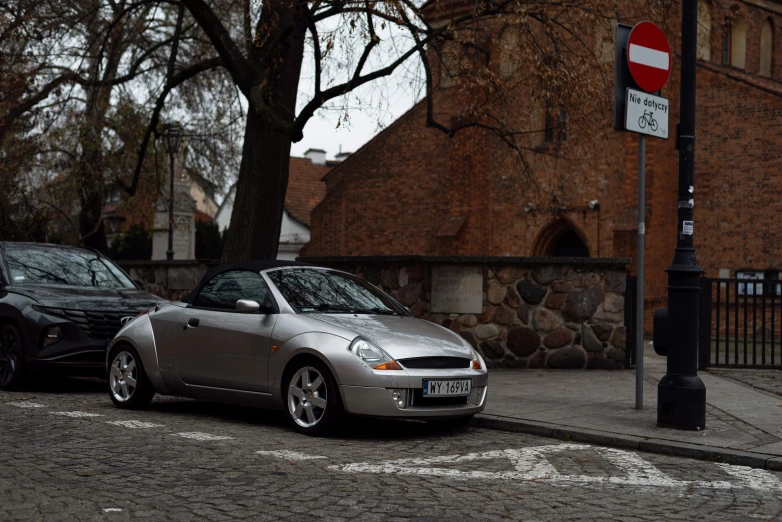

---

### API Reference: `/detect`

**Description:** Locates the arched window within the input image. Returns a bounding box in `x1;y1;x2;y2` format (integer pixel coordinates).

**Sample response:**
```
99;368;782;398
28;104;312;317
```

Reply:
533;219;590;257
730;12;747;69
439;45;458;88
760;19;773;77
697;0;712;60
499;26;520;78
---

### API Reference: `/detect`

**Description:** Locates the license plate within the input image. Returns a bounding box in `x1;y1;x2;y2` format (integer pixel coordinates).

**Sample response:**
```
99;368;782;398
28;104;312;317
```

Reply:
422;379;471;397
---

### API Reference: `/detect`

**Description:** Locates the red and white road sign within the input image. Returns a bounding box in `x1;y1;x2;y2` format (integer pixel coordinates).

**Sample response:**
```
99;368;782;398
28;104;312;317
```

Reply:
627;21;671;93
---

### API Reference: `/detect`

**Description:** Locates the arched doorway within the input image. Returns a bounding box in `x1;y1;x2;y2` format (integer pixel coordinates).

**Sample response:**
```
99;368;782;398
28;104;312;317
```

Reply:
533;219;590;257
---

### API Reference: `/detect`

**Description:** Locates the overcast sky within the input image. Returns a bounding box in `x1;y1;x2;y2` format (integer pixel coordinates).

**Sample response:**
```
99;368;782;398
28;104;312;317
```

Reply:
289;85;418;161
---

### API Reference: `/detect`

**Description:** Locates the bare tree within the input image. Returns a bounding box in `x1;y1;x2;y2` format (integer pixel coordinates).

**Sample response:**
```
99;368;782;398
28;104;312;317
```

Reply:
1;0;238;249
177;0;652;262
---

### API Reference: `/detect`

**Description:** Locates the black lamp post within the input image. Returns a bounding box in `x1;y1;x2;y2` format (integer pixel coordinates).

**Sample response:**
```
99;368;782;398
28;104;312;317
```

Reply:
653;0;706;430
161;123;183;261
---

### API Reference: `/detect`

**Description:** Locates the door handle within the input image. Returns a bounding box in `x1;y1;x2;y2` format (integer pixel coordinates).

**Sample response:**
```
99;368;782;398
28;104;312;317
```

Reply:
184;318;199;329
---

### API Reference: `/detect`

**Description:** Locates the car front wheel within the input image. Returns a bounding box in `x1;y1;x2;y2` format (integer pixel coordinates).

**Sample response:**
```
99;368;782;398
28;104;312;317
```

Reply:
0;323;26;391
284;358;345;436
108;345;154;409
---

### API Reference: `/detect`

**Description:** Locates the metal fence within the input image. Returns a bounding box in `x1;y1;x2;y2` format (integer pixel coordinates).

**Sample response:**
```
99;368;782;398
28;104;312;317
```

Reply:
699;278;782;370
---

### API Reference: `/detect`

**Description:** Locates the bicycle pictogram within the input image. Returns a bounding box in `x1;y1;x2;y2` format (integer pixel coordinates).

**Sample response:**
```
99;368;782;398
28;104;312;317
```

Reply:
638;110;658;132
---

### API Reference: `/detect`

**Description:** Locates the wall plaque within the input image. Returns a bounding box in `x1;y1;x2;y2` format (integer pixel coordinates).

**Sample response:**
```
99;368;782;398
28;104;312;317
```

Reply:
431;265;483;314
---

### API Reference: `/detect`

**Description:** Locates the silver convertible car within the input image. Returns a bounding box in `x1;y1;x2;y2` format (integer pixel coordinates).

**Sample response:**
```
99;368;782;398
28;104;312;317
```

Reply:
107;261;488;435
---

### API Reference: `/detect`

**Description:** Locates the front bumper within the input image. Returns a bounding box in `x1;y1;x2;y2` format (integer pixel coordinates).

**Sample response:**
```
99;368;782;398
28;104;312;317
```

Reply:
340;371;488;419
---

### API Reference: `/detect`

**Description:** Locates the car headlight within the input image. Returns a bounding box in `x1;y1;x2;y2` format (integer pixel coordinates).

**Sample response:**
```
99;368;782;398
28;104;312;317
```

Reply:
470;347;485;370
33;305;67;317
348;337;403;370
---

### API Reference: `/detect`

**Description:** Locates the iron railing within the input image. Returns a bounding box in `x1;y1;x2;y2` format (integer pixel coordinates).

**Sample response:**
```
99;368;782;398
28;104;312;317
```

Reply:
699;278;782;369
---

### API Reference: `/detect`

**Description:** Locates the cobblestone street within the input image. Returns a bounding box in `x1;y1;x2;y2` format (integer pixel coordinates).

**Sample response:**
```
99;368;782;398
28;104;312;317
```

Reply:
2;378;782;521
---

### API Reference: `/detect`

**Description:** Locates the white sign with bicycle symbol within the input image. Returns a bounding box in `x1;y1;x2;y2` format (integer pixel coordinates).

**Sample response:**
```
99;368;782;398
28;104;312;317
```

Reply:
625;88;669;139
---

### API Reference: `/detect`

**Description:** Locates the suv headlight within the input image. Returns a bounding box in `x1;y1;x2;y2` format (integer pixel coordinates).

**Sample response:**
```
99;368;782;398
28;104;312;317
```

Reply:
348;337;402;370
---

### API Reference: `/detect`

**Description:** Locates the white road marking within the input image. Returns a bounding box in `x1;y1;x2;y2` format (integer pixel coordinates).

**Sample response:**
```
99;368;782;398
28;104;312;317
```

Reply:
7;402;46;408
176;432;233;441
49;411;102;418
106;420;162;429
103;508;122;512
328;443;782;492
257;450;328;461
629;43;669;70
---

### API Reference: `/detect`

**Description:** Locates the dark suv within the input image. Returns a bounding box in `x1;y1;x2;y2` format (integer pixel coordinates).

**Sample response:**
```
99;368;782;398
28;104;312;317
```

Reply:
0;242;162;389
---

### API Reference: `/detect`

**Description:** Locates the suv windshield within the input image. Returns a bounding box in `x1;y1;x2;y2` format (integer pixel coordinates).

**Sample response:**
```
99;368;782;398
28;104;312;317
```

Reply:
3;245;135;289
267;268;401;314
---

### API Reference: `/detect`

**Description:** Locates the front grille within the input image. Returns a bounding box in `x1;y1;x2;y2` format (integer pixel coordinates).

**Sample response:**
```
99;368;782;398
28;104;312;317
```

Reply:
411;389;469;407
56;309;143;341
399;357;471;369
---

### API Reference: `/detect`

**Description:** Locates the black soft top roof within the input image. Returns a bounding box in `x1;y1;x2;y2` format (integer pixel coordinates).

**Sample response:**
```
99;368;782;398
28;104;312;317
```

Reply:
180;259;317;303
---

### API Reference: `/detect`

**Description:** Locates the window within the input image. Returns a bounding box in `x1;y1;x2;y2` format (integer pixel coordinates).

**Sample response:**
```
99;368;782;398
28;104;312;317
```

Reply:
737;270;781;296
722;28;730;65
499;26;521;78
3;245;134;289
543;99;567;143
697;0;712;60
193;270;274;311
730;12;747;69
760;19;773;77
104;186;122;204
267;268;399;314
439;44;459;88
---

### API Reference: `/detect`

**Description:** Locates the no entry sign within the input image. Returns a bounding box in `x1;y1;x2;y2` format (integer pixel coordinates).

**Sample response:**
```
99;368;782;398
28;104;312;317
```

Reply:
627;21;671;93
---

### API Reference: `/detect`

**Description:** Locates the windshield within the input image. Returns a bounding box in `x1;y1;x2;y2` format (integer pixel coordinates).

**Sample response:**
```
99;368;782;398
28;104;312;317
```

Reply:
267;268;401;314
3;245;136;289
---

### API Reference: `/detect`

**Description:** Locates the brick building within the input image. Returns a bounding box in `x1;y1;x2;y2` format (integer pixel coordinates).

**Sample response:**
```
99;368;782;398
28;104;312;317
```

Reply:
303;0;782;331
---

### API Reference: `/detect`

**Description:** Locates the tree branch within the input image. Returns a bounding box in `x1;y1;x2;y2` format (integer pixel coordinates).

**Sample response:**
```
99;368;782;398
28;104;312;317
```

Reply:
180;0;256;94
118;57;223;196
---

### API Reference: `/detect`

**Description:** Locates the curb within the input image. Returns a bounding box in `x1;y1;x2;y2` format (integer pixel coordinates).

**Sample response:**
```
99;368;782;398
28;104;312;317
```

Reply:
474;414;782;471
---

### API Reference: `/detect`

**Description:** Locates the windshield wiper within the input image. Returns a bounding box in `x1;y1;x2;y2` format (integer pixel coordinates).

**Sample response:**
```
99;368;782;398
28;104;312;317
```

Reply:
311;304;357;313
301;304;399;315
355;307;399;315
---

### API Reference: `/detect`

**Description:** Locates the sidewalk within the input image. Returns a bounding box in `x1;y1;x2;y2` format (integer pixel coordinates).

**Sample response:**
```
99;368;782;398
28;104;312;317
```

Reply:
476;342;782;470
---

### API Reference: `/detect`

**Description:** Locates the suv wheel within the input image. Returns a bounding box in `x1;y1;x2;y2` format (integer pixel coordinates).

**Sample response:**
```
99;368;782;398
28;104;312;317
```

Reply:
0;323;26;391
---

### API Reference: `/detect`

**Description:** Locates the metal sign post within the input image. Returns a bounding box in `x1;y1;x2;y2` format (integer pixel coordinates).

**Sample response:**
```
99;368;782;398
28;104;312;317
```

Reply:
636;135;646;410
615;20;671;411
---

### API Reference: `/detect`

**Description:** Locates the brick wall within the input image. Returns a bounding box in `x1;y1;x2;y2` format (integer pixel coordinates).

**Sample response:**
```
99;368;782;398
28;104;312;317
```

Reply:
304;1;782;335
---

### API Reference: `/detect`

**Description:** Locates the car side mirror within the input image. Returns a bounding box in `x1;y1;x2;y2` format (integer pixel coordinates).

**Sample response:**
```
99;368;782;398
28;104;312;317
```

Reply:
133;279;145;290
236;299;260;313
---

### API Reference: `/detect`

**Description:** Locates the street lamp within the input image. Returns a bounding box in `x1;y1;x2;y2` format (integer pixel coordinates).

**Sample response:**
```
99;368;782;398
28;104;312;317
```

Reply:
652;0;706;430
161;123;184;261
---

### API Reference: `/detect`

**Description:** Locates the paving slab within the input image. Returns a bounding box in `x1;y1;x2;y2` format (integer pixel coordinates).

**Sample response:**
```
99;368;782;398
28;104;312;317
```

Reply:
477;343;782;469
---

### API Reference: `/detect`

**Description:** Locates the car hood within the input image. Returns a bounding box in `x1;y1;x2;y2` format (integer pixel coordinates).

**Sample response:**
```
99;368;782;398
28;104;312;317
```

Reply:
8;284;162;311
307;313;471;360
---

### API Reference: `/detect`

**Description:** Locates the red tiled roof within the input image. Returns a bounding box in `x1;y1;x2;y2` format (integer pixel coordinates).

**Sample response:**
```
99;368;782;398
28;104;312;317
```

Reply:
286;157;330;227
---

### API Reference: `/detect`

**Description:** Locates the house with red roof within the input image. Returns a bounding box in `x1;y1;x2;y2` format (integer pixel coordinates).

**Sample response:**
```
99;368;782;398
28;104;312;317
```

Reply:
214;149;340;260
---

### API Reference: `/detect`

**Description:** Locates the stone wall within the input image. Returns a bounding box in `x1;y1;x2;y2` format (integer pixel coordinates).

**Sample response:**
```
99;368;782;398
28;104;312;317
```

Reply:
117;260;215;301
300;256;631;369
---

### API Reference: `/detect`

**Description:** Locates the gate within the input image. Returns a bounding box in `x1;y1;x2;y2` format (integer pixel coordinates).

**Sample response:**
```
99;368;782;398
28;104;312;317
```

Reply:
699;278;782;369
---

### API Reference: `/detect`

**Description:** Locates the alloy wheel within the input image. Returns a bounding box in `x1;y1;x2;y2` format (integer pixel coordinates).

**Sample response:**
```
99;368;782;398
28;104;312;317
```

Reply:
287;366;327;428
0;328;18;386
109;351;138;402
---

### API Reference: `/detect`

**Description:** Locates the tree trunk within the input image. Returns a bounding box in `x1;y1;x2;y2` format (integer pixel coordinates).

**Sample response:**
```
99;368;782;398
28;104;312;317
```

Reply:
221;111;294;261
221;0;306;263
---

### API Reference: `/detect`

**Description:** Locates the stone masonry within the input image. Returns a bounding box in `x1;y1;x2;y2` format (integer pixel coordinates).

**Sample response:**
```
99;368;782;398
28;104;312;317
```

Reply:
301;256;630;369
